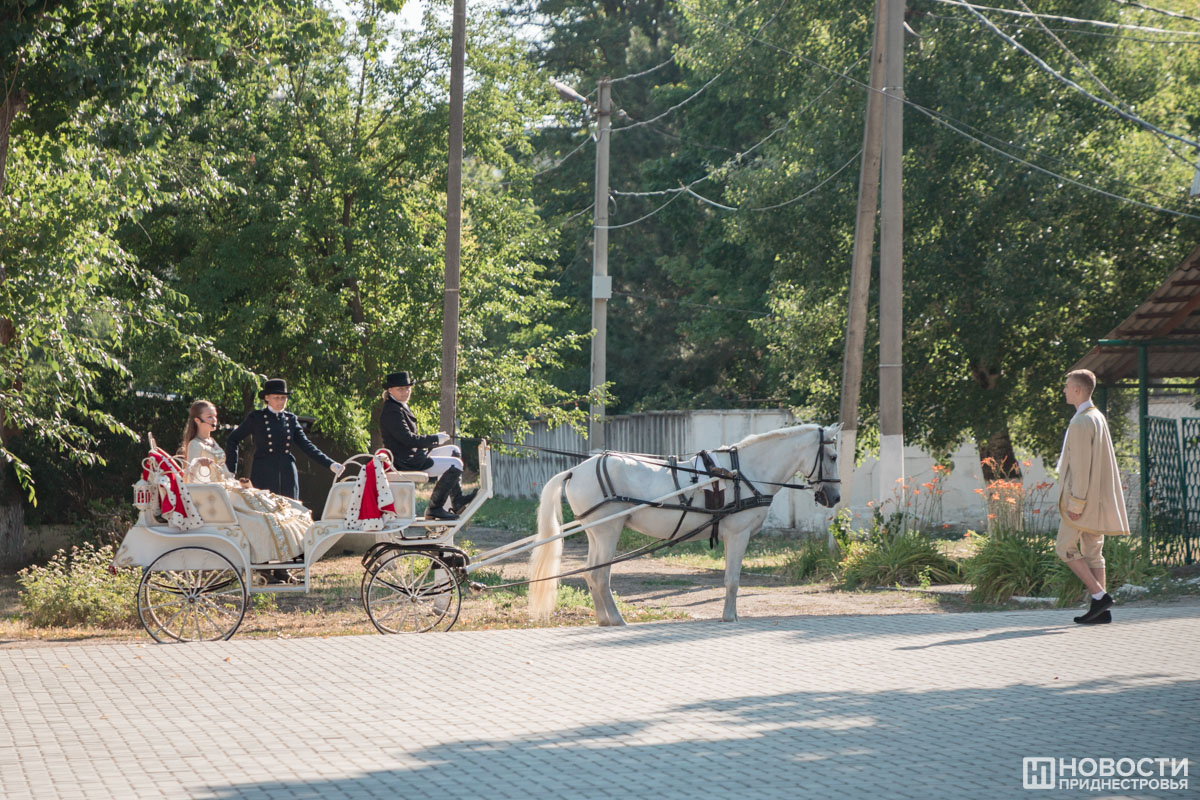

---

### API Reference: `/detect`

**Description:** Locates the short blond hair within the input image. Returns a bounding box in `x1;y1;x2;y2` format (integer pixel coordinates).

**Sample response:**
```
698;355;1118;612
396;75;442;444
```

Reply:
1066;369;1096;396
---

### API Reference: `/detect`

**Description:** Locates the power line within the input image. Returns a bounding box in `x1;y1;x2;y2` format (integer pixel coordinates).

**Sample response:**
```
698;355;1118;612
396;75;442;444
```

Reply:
611;53;868;199
682;149;862;212
908;102;1200;221
610;55;678;83
614;290;770;317
953;0;1200;160
1104;0;1200;25
680;0;1200;218
926;0;1200;36
1011;0;1198;170
597;191;686;230
611;0;794;134
922;11;1200;43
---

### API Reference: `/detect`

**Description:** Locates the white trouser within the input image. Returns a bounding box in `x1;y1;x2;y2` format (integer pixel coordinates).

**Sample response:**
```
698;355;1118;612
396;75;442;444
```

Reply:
426;445;463;478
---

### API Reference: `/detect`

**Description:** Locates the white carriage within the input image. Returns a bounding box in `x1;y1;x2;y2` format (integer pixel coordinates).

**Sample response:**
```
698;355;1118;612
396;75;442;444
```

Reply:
113;440;495;642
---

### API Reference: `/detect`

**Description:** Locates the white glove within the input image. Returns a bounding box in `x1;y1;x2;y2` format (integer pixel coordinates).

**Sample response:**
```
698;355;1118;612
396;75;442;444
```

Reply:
436;432;450;445
330;462;345;475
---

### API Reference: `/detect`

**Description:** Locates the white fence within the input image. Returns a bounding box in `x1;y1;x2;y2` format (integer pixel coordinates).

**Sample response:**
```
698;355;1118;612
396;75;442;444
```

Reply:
493;409;1071;532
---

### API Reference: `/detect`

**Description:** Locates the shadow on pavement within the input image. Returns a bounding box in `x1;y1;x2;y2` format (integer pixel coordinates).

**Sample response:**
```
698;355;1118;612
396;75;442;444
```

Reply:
195;673;1197;800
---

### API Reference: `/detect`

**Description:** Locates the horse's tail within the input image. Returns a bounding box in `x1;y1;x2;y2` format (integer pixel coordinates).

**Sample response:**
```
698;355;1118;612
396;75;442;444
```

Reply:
528;470;568;619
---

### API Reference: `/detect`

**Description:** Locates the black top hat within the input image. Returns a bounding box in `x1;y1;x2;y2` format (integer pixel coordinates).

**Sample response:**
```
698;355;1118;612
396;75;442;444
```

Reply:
384;371;416;389
259;378;290;398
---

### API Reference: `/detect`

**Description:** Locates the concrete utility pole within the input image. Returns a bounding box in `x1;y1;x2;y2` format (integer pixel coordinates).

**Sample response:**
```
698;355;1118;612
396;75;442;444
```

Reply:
837;0;888;523
877;0;906;502
589;79;613;451
440;0;466;433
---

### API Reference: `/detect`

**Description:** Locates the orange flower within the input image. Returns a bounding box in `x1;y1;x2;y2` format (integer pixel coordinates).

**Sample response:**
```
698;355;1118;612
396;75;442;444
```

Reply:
974;488;984;494
988;513;996;520
1032;509;1041;514
1023;460;1032;467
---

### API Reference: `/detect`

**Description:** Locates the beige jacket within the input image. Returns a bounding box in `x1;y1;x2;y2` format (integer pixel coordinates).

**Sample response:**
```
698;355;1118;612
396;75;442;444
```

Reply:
1057;406;1130;536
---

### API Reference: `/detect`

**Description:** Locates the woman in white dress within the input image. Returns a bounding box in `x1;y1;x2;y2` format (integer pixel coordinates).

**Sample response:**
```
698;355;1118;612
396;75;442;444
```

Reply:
179;400;313;567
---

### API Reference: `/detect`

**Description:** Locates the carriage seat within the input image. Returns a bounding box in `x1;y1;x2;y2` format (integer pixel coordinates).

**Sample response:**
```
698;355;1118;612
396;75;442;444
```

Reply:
183;484;238;525
320;477;418;522
387;471;429;483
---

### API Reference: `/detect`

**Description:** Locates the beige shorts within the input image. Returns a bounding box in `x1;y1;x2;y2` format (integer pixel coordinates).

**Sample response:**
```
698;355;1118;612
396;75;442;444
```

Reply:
1055;520;1105;568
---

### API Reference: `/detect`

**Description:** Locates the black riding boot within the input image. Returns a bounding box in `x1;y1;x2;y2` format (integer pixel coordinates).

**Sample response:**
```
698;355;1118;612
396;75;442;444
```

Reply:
426;468;460;520
451;480;478;514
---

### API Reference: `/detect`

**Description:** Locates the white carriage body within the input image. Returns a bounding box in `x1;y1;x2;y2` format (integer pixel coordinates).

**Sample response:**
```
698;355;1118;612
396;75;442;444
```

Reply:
114;442;494;589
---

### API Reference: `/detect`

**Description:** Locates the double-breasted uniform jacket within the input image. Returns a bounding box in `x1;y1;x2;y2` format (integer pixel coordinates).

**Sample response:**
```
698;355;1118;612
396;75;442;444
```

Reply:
225;408;334;499
380;395;439;471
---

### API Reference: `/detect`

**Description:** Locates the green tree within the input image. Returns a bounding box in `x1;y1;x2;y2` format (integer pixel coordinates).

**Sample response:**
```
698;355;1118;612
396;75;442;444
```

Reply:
132;1;592;455
0;0;278;564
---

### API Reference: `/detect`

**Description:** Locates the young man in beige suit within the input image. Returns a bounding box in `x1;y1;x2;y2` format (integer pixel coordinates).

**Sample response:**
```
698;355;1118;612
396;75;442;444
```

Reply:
1056;369;1130;625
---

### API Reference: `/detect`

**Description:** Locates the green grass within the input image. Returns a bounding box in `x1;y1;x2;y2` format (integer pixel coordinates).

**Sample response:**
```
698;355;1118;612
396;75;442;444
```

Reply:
468;496;575;531
964;535;1058;604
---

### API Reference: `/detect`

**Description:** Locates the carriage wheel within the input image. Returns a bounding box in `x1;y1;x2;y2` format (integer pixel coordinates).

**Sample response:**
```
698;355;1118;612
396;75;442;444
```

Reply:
363;551;461;634
137;547;247;643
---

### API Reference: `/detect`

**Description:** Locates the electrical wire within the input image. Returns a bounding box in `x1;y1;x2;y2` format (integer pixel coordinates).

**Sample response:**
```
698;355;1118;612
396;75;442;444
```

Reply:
679;0;1200;219
596;191;687;229
952;0;1200;161
611;0;794;135
1105;0;1200;24
614;290;771;317
908;103;1200;220
610;55;678;83
921;11;1200;43
681;149;862;212
1011;0;1198;170
927;0;1200;35
611;53;868;199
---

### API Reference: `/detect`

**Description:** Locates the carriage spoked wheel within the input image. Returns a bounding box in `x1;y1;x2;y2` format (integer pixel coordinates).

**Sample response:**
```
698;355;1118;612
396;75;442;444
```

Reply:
137;547;248;643
363;550;461;634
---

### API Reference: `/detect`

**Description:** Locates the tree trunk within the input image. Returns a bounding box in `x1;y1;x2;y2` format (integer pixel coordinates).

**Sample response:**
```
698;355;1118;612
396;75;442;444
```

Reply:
0;476;25;569
977;427;1022;482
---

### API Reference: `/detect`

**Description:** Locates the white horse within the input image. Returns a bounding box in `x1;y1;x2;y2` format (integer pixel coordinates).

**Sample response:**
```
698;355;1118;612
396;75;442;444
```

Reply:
528;423;841;625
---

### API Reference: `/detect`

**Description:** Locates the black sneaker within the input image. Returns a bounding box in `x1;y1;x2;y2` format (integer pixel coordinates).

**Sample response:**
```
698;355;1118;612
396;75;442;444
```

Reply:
1074;593;1114;624
1074;610;1112;625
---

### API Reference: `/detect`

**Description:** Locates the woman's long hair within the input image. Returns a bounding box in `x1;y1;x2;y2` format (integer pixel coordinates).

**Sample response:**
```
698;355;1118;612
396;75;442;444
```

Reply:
179;400;216;457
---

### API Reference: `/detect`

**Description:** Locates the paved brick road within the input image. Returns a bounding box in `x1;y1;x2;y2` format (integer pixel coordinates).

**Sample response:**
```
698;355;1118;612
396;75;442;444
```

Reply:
1;606;1197;799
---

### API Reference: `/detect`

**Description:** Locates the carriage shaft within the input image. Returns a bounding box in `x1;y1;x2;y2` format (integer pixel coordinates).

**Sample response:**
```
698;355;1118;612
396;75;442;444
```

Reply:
465;476;721;573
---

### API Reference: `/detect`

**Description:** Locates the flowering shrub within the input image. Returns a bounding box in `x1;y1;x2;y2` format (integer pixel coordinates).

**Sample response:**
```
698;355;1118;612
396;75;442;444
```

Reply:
17;544;139;628
975;457;1057;537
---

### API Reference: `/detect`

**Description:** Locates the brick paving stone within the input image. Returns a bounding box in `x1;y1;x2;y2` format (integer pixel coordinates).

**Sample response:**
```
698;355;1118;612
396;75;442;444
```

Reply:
0;607;1197;798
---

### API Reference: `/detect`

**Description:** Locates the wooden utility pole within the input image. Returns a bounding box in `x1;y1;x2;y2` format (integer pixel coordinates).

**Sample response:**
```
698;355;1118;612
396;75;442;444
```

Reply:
877;0;906;502
589;79;613;451
837;0;888;522
440;0;466;433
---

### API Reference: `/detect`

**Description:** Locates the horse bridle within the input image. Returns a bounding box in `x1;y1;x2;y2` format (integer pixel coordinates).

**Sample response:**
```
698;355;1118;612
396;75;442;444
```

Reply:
804;425;841;486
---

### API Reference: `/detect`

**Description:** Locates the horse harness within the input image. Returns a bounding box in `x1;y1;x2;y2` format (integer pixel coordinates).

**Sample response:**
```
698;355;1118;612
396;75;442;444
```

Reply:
574;447;775;549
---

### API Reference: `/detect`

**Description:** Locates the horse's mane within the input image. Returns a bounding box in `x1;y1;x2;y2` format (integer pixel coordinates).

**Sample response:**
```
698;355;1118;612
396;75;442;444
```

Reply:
731;423;821;450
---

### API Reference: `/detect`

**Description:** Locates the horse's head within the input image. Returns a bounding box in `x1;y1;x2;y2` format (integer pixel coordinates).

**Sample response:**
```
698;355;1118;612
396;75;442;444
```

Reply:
809;424;841;509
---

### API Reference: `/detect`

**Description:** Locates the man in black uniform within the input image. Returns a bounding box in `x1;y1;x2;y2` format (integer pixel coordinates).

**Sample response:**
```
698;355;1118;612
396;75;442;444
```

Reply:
379;371;474;521
226;378;343;499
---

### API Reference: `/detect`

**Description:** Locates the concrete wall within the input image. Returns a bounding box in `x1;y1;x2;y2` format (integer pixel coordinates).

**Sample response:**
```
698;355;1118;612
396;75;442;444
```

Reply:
493;410;1069;533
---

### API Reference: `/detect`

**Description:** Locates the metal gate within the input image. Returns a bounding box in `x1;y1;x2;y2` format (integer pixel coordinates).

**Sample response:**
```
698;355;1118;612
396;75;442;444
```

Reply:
1145;415;1199;564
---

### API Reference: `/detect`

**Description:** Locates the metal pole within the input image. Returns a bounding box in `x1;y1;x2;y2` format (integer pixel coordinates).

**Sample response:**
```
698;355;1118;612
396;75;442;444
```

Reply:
877;0;906;503
1139;344;1149;544
589;79;612;451
440;0;466;433
837;0;887;526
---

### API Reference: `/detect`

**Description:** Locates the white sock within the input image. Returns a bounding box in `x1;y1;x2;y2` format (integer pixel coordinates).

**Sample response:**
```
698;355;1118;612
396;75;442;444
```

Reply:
1091;591;1106;601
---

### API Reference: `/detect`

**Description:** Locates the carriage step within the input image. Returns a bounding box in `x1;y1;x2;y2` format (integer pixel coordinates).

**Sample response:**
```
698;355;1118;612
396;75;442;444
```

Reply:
249;584;308;594
250;563;304;570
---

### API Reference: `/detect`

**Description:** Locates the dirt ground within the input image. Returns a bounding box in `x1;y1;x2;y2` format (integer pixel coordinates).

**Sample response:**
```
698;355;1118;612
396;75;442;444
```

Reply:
3;526;1197;648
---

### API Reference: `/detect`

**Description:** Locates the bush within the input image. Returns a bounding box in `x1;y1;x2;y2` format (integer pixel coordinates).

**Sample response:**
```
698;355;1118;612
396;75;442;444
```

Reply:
17;543;140;628
1045;535;1167;607
841;532;959;589
965;535;1057;604
780;538;841;583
